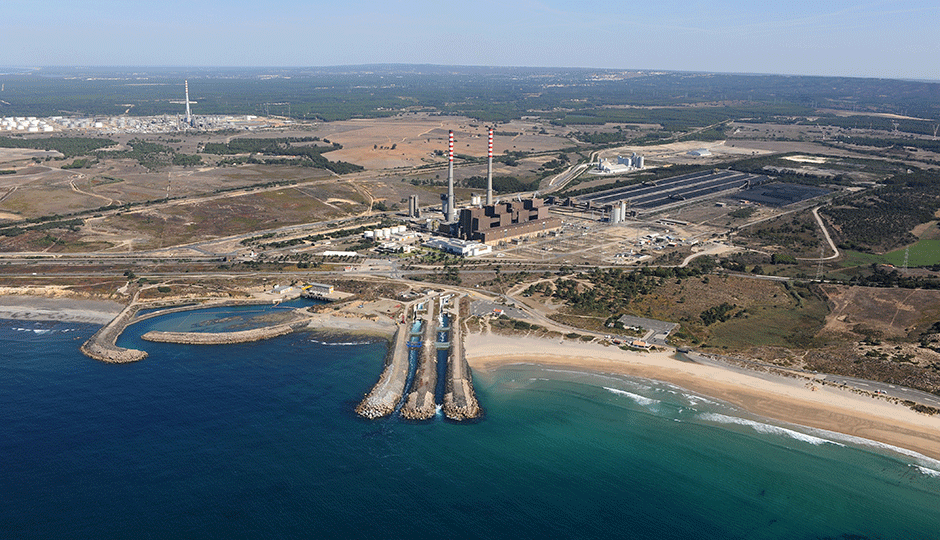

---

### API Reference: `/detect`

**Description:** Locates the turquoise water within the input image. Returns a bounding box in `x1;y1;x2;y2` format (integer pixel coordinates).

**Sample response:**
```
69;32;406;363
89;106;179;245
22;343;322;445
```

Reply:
2;305;940;539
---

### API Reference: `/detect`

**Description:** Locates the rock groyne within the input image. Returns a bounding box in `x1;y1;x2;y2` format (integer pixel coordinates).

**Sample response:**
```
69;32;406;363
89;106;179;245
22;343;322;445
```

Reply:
356;323;411;419
442;307;482;420
80;302;149;363
141;321;302;345
401;302;439;421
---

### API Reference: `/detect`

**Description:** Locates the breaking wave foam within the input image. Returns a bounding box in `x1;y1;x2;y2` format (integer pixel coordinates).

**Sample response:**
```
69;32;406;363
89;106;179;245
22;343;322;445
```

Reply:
605;387;659;407
699;413;844;447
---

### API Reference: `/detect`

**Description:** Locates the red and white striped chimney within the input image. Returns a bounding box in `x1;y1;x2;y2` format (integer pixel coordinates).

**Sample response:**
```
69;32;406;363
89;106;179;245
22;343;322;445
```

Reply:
446;130;455;221
486;127;494;206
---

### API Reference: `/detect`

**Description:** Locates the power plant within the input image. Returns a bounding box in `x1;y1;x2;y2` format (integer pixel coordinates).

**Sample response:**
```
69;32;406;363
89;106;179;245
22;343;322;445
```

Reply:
429;128;560;244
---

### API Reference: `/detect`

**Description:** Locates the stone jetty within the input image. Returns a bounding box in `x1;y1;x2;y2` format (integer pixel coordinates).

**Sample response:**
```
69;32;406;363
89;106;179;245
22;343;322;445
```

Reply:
355;309;413;419
80;302;148;363
141;321;303;344
442;305;482;420
400;299;439;420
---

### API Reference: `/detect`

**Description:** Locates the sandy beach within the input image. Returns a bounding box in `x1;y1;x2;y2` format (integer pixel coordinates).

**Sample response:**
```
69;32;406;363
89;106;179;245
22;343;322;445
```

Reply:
0;294;123;325
4;293;938;461
465;332;940;462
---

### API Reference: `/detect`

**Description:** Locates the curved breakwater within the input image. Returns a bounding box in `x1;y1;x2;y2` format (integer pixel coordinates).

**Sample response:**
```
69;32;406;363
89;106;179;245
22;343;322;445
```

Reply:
141;321;302;344
80;302;148;363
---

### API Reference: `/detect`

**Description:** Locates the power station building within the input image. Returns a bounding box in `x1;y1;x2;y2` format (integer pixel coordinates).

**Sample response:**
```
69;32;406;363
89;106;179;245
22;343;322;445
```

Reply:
457;198;562;244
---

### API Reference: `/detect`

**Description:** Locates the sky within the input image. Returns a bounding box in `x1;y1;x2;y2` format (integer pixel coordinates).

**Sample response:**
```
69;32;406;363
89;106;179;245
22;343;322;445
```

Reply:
3;0;939;80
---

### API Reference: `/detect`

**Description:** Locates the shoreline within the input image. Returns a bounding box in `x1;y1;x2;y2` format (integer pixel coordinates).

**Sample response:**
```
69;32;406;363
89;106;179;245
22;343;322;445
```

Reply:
465;333;940;462
0;295;124;324
4;294;939;461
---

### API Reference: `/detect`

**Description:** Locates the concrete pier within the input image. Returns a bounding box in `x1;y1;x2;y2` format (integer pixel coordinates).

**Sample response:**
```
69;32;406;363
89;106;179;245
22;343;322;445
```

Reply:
400;298;439;420
442;297;482;420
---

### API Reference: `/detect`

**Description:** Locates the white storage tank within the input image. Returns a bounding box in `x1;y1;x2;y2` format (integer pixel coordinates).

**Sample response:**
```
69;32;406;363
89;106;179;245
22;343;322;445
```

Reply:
395;225;406;234
364;230;375;239
381;228;391;239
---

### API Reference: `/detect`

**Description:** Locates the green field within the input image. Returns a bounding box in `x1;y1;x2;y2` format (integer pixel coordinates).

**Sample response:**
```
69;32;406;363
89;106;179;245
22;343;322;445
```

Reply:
842;238;940;268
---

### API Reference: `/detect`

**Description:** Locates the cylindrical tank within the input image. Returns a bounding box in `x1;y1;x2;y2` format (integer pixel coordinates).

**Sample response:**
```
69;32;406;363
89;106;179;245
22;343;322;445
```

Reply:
636;156;644;168
364;230;375;239
381;228;391;239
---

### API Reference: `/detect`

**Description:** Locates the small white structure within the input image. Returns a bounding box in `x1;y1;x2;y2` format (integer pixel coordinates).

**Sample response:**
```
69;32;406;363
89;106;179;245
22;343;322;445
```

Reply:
424;237;492;257
322;251;360;257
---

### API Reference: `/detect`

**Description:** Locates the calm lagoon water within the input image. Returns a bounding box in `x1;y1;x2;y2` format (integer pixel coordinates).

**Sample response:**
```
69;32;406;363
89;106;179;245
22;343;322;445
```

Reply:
2;304;939;539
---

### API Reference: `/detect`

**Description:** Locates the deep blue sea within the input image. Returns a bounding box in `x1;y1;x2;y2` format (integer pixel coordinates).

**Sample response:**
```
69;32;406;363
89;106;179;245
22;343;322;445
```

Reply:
2;302;940;539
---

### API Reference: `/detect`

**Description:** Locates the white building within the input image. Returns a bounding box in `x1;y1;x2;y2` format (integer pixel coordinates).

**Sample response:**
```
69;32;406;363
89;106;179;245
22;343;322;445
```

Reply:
423;237;492;257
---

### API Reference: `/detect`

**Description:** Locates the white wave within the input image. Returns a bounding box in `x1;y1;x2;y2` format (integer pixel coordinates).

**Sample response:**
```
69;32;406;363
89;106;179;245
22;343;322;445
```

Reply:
816;429;940;472
13;327;55;335
699;413;844;447
916;465;940;478
604;387;659;407
309;339;374;346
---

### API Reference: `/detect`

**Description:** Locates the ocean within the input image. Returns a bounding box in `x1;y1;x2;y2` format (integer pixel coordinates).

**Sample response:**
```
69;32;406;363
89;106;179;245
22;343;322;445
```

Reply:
2;303;939;539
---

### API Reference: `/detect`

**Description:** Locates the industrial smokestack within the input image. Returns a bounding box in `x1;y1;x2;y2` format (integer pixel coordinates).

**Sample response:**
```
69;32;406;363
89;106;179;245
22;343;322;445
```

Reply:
446;130;455;222
486;127;493;206
184;80;192;126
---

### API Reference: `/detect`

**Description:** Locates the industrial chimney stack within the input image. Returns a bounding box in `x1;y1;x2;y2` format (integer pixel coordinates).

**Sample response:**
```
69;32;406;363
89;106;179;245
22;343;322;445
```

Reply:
446;130;455;222
486;127;494;206
184;80;192;126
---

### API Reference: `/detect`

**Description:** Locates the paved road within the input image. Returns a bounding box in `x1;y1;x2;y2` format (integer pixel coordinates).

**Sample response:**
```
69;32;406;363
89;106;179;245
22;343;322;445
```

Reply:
797;206;840;261
685;351;940;409
822;374;940;409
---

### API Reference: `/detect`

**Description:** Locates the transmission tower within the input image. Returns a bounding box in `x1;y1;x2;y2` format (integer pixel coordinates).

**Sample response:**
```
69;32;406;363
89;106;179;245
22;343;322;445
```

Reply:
815;243;825;281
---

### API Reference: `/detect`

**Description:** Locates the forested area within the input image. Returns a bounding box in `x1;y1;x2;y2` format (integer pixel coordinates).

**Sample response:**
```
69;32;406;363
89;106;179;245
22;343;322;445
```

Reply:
200;137;361;174
0;136;116;158
2;66;937;124
821;170;940;252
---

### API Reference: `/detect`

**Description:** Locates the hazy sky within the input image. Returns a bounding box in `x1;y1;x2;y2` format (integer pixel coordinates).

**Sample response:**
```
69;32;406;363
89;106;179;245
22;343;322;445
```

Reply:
4;0;938;80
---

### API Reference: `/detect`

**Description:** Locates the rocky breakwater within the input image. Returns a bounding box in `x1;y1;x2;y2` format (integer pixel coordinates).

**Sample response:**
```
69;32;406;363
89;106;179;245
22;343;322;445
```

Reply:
442;308;482;420
356;323;411;419
80;303;149;363
141;321;304;345
400;303;438;421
